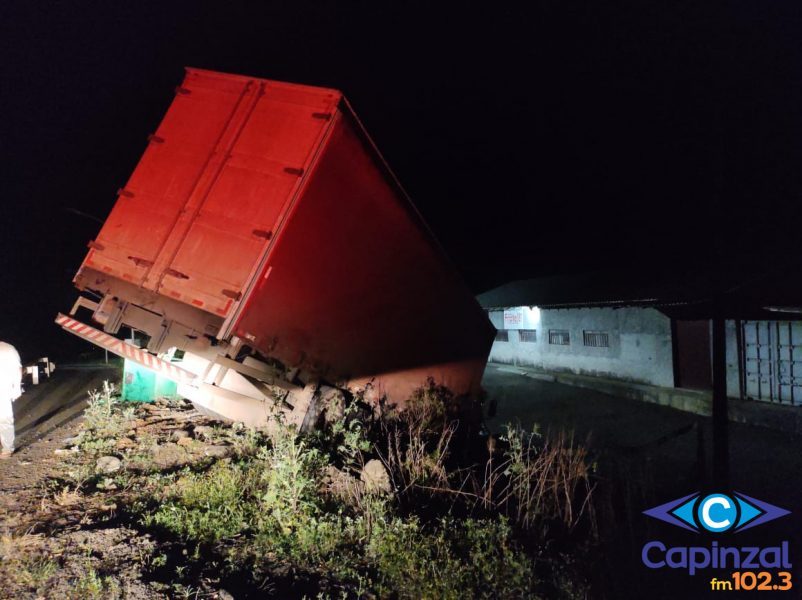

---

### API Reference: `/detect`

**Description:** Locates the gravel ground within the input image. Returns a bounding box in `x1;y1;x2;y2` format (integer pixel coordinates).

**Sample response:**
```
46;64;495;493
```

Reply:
0;369;116;512
0;368;243;599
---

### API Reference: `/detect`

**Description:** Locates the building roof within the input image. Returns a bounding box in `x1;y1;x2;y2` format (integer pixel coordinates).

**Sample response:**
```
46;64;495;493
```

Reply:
477;264;802;320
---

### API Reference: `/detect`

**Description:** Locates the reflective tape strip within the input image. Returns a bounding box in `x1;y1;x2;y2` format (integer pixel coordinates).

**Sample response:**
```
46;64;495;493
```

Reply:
55;313;197;383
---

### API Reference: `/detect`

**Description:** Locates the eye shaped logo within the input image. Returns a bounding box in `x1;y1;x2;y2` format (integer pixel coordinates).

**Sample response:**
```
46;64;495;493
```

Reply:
644;492;790;533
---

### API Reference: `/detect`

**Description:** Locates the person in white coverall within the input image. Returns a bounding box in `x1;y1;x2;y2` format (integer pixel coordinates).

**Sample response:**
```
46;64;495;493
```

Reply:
0;341;22;458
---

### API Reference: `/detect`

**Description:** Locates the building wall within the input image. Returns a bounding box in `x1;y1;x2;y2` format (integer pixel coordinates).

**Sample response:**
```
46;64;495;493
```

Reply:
487;306;675;387
488;307;799;410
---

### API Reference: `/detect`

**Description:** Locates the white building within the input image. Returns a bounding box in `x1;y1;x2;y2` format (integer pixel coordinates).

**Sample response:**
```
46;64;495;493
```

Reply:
485;305;675;387
478;270;802;424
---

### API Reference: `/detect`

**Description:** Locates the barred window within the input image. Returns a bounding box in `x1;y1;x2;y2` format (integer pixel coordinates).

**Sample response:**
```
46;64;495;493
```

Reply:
583;331;610;347
548;329;570;345
519;329;537;343
495;330;509;342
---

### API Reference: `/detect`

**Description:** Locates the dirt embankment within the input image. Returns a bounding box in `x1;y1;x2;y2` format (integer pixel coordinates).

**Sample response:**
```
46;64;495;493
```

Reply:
0;377;596;599
1;386;247;599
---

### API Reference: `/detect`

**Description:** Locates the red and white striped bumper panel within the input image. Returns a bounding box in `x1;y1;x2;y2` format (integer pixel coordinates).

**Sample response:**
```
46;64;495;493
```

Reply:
55;313;197;384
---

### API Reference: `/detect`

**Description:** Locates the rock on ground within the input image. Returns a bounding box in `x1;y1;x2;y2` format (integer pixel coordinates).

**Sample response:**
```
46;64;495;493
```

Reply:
203;445;230;458
96;455;122;474
360;459;392;494
171;429;191;441
150;443;188;469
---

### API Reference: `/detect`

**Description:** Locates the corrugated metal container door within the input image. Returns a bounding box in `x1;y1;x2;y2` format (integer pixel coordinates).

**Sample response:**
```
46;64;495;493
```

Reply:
777;321;802;404
743;321;774;401
742;320;802;404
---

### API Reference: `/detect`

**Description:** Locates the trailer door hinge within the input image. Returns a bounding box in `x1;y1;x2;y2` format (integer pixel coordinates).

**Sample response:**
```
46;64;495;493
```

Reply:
252;229;273;240
175;86;191;95
221;289;242;300
116;188;134;198
87;240;105;251
147;134;165;144
128;256;154;268
164;268;190;280
284;167;304;176
312;112;332;120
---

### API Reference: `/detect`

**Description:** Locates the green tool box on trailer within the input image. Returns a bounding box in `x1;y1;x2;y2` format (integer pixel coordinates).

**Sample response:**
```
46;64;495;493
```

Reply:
121;358;179;402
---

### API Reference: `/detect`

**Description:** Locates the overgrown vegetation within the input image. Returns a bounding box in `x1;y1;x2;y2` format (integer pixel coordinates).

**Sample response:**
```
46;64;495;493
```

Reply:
2;378;598;598
0;534;58;596
83;382;134;443
145;461;256;544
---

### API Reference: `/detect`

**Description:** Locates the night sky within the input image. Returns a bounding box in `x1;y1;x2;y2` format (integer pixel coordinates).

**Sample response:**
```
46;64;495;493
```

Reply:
2;1;801;359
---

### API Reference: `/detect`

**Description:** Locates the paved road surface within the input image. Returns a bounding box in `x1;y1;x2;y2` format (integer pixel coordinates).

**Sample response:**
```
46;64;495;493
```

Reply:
0;366;121;519
12;365;120;451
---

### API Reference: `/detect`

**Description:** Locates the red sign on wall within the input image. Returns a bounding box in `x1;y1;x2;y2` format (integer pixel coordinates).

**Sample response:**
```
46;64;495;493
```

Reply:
504;309;523;327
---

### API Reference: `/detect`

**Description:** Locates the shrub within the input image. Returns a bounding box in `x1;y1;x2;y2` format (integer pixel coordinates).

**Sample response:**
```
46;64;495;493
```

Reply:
375;379;461;501
249;510;365;583
81;381;134;455
145;461;256;544
124;379;596;598
367;515;536;599
259;427;326;534
485;425;596;533
3;556;58;595
327;402;372;470
71;567;118;600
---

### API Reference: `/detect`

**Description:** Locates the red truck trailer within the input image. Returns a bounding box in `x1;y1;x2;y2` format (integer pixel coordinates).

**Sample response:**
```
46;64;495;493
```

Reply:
58;68;494;427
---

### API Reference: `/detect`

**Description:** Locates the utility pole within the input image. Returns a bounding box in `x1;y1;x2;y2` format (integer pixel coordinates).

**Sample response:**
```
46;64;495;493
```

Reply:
708;28;732;489
711;302;729;488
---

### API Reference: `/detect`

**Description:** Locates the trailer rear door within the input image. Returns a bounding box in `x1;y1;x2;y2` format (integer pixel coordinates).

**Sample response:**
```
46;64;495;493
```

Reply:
83;69;339;319
150;75;339;317
84;74;247;287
